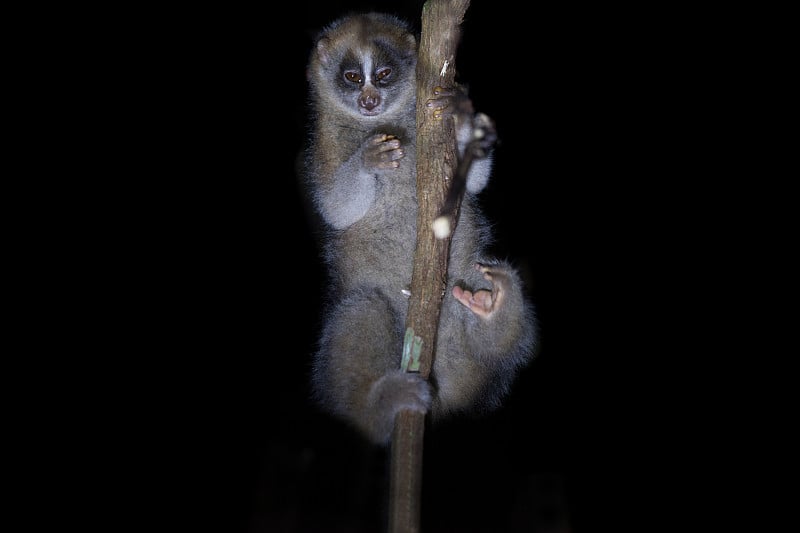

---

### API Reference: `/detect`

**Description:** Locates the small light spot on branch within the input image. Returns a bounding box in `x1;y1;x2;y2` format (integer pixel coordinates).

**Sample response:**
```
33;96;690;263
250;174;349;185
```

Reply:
440;59;450;77
432;216;451;239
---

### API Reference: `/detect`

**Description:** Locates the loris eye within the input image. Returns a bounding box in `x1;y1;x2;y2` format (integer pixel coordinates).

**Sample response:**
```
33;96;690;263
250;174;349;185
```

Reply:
344;71;362;84
376;68;392;82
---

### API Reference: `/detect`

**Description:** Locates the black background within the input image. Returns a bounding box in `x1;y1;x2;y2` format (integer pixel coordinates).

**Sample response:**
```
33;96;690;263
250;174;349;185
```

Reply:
98;1;699;531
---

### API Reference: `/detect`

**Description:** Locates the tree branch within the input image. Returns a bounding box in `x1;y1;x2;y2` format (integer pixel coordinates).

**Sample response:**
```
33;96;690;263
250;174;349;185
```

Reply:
388;2;471;532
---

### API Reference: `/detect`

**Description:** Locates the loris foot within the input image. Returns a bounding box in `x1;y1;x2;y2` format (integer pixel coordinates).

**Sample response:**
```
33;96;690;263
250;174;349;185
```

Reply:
364;133;404;170
365;369;432;444
453;263;509;319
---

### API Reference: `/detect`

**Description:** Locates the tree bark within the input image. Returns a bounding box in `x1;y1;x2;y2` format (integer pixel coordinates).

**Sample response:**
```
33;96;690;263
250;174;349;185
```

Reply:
388;2;471;532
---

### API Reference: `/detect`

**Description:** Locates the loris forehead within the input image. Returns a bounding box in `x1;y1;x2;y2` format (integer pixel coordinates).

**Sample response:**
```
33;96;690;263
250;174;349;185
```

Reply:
319;14;416;65
339;39;410;71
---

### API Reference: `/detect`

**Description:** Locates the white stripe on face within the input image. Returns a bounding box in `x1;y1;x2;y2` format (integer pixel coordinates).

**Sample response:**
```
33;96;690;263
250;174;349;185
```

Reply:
360;53;374;86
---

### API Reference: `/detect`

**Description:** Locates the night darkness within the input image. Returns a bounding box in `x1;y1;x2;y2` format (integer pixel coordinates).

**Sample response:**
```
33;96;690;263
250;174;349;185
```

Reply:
106;1;689;532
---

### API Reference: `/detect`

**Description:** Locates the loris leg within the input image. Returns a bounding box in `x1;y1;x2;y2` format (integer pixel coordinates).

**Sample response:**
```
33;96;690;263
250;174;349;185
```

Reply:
313;289;431;445
447;260;535;371
453;263;508;319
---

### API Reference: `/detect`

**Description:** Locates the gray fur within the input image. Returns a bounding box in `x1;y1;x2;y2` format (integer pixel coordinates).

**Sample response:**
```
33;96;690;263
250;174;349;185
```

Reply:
303;12;537;445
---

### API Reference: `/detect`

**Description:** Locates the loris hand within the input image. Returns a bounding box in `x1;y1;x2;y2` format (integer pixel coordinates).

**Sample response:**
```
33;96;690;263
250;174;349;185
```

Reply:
453;263;509;319
425;85;474;120
364;133;404;170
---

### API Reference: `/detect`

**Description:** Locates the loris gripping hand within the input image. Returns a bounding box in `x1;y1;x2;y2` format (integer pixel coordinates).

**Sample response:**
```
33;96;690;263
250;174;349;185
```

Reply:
364;133;405;170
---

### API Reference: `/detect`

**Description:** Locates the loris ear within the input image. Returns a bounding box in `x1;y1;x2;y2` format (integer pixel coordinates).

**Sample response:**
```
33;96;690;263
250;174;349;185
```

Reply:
316;37;332;65
405;33;417;55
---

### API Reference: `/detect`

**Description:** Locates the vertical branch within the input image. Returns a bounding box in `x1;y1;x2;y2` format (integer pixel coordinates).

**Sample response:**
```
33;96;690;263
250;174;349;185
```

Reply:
388;1;471;532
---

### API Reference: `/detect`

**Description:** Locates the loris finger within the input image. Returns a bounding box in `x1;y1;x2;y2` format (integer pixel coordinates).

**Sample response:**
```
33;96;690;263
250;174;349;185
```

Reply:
368;149;405;169
369;134;400;148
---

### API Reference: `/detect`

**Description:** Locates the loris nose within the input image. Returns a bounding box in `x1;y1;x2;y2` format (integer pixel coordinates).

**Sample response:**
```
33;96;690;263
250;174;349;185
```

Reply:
359;88;381;111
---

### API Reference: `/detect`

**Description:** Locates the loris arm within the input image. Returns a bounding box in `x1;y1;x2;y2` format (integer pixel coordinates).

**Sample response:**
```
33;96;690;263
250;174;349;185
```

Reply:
316;133;405;229
427;85;495;194
429;86;498;239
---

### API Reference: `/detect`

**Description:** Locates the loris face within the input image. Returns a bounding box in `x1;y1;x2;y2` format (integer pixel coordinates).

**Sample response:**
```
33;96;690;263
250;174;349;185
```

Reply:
310;13;418;120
